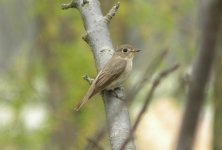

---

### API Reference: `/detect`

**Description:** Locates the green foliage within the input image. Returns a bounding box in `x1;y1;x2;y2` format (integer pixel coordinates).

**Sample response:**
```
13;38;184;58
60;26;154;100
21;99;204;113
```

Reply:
0;0;198;149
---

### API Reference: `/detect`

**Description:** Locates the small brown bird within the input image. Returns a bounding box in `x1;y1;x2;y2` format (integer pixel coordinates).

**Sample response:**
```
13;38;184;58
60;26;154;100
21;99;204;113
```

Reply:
75;44;140;111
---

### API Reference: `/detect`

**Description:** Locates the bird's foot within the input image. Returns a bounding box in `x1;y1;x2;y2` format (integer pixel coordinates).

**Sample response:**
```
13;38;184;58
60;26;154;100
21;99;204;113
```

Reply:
111;87;125;101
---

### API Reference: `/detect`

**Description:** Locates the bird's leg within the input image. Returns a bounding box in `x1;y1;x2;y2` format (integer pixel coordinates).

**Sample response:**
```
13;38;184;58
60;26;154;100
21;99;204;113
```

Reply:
111;86;125;101
82;75;94;85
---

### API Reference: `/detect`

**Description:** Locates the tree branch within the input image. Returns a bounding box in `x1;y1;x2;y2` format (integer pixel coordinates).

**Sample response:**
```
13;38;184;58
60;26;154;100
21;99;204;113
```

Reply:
61;0;77;9
120;64;180;150
104;2;120;24
176;0;222;149
84;126;106;150
82;75;94;84
86;138;105;150
62;0;135;149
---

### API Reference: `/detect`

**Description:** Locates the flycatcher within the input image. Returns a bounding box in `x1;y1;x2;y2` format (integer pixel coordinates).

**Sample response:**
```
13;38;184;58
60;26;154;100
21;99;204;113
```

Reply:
75;44;140;111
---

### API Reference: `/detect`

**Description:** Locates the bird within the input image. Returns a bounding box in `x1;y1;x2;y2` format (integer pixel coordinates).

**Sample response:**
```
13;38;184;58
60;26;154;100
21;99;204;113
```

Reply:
75;44;140;111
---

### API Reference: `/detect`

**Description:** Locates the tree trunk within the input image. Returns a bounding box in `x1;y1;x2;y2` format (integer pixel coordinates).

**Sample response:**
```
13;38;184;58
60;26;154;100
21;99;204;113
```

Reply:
176;0;222;149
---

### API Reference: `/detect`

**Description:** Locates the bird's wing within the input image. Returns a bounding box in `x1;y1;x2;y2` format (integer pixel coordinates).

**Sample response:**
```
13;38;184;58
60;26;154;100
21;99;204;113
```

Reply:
75;57;126;111
94;57;127;92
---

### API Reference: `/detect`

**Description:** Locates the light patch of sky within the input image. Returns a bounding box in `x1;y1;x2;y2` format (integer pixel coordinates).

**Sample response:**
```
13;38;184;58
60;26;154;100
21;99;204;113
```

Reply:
20;104;47;130
0;105;14;127
34;76;49;97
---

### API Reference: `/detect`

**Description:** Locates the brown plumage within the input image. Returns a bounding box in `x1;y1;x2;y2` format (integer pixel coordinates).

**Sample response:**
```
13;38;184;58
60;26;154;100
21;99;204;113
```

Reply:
75;44;140;111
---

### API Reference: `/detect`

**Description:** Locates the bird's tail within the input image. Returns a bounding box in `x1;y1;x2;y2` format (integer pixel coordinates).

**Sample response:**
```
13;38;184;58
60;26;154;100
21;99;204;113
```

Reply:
74;85;95;111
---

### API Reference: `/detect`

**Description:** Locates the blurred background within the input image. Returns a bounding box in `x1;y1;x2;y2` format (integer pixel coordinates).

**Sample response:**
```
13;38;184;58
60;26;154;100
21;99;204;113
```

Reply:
0;0;217;149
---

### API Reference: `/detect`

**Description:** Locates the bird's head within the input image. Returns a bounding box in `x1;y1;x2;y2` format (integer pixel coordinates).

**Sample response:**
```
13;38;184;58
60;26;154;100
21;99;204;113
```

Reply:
114;44;141;59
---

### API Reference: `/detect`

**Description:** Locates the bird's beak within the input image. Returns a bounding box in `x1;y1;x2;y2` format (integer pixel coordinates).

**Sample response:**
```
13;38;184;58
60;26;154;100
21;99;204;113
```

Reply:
132;49;141;52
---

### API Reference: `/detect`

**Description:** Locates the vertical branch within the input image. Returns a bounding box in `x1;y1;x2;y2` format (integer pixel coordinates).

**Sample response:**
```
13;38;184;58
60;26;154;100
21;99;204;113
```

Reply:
61;1;135;150
176;0;222;149
213;46;222;149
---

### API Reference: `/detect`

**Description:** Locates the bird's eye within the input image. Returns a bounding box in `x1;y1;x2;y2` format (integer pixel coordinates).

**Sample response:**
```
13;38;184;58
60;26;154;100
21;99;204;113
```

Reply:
122;48;128;52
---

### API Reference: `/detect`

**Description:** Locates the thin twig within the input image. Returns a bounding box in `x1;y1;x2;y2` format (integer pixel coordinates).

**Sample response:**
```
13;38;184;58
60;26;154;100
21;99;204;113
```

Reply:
104;2;120;24
82;33;89;43
84;126;106;150
127;49;168;105
86;138;105;150
82;75;94;85
61;0;78;9
120;64;180;150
